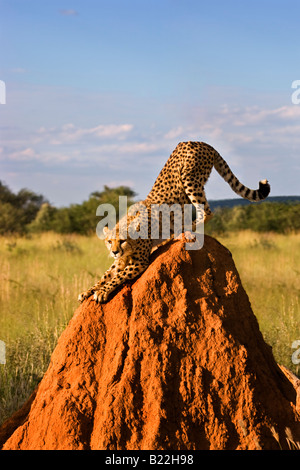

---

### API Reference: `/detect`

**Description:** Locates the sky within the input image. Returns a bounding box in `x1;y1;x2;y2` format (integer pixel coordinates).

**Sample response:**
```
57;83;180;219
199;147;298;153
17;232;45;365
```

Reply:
1;0;300;206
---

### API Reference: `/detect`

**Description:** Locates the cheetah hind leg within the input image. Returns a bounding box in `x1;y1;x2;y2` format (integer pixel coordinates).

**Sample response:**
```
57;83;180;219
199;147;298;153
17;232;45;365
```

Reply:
197;189;213;224
182;177;213;226
192;211;213;231
192;193;213;226
204;211;213;223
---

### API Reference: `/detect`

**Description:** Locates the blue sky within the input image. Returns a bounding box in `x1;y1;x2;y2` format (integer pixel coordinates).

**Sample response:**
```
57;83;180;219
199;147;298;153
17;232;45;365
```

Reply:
1;0;300;206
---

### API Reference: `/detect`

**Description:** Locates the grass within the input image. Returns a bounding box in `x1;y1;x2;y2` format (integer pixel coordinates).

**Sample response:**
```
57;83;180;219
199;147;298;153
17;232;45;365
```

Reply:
0;230;299;425
0;232;111;424
217;231;300;377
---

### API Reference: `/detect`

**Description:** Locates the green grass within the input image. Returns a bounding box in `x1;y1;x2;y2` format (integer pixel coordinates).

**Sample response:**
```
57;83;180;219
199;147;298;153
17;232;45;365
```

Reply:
0;230;299;425
217;231;300;377
0;232;111;424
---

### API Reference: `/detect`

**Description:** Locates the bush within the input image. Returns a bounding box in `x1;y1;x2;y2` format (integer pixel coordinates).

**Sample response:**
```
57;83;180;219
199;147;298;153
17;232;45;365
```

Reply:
206;202;300;234
1;179;299;235
28;185;137;235
0;181;47;234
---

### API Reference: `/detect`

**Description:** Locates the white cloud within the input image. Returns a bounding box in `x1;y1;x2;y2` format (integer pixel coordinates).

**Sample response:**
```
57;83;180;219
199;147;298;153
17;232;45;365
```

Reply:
2;101;300;204
6;147;73;164
164;126;185;140
216;105;300;127
80;123;134;139
59;9;78;16
4;105;300;169
28;123;135;150
37;123;134;145
272;106;300;119
11;68;27;74
9;147;38;161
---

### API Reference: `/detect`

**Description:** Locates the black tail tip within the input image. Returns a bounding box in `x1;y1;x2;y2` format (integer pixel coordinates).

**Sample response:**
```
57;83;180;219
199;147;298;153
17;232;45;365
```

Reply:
258;179;271;199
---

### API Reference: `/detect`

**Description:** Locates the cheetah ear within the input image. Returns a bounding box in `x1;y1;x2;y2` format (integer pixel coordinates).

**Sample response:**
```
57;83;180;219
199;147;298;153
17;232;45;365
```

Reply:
103;226;109;236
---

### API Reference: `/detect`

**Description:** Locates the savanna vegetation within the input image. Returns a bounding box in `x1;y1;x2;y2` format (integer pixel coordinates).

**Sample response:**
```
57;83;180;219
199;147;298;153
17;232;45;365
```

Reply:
1;179;300;235
0;181;136;235
206;201;300;234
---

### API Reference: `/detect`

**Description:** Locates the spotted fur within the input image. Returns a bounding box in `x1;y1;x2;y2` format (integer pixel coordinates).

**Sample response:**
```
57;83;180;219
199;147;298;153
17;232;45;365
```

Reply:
79;141;270;303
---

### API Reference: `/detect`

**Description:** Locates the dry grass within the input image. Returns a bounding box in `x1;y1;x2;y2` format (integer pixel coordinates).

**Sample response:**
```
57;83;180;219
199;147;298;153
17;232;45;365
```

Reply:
271;426;300;450
0;232;111;424
0;230;299;426
217;231;300;377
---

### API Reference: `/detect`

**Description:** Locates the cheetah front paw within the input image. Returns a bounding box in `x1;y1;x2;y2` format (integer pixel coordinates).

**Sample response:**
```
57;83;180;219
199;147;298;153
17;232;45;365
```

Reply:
93;289;109;303
78;290;93;302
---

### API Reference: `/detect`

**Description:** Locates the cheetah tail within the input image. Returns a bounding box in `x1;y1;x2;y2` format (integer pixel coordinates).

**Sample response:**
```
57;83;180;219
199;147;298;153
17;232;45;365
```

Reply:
214;152;270;202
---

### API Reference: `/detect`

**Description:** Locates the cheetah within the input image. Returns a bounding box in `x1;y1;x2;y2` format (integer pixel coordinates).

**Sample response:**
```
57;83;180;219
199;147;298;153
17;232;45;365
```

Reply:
78;141;270;303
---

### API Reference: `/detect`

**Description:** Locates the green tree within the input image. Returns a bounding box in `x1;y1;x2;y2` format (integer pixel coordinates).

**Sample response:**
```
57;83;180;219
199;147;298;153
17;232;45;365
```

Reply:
27;203;57;232
91;185;137;215
35;185;138;234
0;181;48;233
0;202;25;234
206;202;300;234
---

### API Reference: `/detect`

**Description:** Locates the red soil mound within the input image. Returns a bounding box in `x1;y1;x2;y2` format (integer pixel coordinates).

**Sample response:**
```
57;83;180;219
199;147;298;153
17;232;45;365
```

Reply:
1;235;299;450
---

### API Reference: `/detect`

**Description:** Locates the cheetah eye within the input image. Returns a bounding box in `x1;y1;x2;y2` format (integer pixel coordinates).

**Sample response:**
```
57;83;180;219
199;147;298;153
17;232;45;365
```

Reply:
107;240;112;244
120;240;126;245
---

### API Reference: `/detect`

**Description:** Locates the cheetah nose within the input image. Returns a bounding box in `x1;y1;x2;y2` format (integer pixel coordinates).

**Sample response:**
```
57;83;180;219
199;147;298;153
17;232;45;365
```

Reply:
112;250;118;255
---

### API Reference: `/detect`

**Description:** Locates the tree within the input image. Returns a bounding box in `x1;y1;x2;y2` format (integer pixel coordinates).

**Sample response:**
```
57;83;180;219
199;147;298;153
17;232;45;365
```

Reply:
14;188;47;225
0;202;25;234
27;203;57;233
30;185;138;235
0;181;48;233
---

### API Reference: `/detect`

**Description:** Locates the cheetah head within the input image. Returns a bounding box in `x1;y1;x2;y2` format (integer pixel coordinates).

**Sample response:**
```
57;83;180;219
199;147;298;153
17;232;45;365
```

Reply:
103;226;131;259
